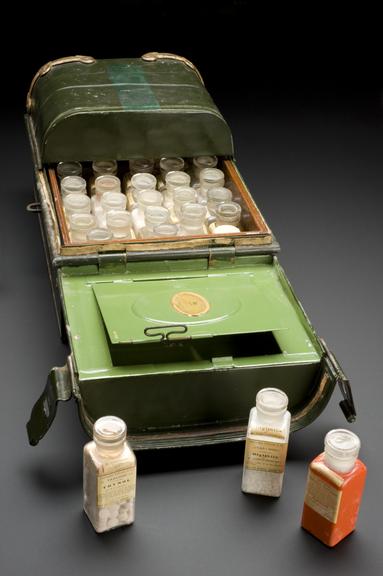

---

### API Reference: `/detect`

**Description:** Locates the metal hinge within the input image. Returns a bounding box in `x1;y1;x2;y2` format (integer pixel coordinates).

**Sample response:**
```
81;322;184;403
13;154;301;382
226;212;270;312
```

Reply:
208;246;236;268
97;251;128;274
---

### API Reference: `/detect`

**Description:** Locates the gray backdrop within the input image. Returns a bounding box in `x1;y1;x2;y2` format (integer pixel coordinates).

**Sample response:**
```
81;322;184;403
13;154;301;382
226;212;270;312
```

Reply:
1;91;382;575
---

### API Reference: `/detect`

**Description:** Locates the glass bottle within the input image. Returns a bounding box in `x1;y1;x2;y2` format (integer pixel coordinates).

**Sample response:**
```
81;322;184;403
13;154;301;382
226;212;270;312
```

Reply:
124;159;155;197
199;167;225;198
215;201;242;228
164;171;191;209
63;193;91;217
160;157;185;179
94;175;121;199
131;189;163;235
57;161;82;180
92;176;122;224
100;192;127;213
106;211;132;239
179;203;207;235
301;429;367;547
192;155;218;180
140;205;170;238
87;228;113;242
165;170;191;199
152;223;178;237
96;192;127;228
90;160;118;195
129;158;155;175
61;175;87;197
207;187;232;215
92;160;118;177
69;213;96;242
242;388;290;497
173;186;197;218
130;173;157;202
83;415;137;533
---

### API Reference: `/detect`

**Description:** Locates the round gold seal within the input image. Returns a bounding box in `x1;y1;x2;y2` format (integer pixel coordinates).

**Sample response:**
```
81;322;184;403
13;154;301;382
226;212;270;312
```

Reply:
171;291;210;317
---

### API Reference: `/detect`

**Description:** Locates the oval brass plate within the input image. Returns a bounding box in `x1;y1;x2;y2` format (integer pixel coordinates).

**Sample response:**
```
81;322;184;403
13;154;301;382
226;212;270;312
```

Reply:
171;291;210;317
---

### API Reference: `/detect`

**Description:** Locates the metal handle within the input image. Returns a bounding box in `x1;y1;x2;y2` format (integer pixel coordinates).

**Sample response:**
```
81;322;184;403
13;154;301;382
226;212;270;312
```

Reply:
141;52;205;85
26;55;96;112
144;324;188;342
26;202;41;213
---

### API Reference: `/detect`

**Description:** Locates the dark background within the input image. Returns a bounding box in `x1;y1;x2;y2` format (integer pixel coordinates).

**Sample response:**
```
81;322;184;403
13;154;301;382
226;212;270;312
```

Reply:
1;2;382;574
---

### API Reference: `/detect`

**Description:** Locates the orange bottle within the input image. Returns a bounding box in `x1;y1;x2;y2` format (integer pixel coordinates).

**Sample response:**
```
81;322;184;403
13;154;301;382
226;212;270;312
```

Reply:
301;429;367;547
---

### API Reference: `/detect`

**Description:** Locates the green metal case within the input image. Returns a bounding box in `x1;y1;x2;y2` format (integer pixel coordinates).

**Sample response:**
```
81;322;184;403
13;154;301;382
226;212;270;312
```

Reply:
25;53;355;449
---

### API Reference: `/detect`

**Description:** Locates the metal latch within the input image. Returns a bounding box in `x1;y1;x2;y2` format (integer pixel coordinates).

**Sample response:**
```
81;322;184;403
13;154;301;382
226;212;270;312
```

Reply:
321;339;356;422
26;363;72;446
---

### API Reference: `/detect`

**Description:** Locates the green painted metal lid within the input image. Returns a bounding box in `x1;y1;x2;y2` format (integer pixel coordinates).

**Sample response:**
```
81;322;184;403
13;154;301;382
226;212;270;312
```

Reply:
27;54;234;167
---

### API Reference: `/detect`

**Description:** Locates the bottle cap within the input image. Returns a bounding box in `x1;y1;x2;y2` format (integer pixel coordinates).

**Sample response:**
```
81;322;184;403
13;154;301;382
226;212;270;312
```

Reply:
160;157;185;174
193;155;218;169
324;429;360;461
92;160;118;175
256;388;288;415
57;161;82;179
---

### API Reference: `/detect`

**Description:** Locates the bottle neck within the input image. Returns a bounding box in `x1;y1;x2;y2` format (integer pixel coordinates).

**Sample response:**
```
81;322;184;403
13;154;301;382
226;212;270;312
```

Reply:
323;452;356;474
255;406;286;426
94;439;125;459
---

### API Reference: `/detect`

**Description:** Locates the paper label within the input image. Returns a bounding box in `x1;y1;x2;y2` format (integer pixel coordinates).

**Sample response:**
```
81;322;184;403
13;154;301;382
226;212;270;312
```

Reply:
97;465;136;507
251;426;285;439
244;438;287;473
171;291;210;317
304;469;342;523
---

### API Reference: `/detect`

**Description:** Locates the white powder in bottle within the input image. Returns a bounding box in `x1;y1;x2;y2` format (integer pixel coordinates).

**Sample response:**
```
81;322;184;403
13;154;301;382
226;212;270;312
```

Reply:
242;388;291;497
83;416;136;532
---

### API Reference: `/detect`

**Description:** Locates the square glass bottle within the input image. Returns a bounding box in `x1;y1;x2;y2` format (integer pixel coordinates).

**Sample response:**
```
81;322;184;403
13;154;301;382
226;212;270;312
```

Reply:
301;429;367;546
242;388;291;497
83;416;137;533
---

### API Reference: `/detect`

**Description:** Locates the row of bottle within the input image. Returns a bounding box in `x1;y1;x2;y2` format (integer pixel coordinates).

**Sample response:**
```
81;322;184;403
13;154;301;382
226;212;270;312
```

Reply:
57;156;218;181
56;157;244;242
83;389;367;547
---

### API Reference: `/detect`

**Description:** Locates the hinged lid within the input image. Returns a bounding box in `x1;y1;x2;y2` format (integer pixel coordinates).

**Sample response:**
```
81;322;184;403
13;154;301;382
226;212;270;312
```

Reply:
27;54;234;167
92;274;286;345
60;256;321;379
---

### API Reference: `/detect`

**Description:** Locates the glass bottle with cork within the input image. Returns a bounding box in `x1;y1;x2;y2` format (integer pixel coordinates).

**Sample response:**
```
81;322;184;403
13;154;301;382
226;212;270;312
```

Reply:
83;415;137;533
301;428;367;546
242;388;291;497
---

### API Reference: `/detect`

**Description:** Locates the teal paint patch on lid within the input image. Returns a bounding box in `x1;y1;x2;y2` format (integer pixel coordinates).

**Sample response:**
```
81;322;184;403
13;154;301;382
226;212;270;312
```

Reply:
106;62;160;110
